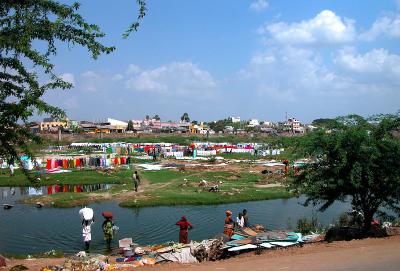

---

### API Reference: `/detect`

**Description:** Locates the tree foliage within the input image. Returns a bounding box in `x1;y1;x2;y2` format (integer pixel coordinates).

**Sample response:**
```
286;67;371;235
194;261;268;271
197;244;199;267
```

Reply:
0;0;145;165
180;112;190;123
291;114;400;232
127;120;134;131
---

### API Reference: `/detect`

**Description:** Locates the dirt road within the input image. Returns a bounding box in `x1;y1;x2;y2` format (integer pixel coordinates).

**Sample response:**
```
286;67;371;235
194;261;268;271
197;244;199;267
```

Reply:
5;236;400;271
141;236;400;271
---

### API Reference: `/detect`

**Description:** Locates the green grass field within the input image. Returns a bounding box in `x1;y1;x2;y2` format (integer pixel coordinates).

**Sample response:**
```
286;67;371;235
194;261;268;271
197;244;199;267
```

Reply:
4;164;292;208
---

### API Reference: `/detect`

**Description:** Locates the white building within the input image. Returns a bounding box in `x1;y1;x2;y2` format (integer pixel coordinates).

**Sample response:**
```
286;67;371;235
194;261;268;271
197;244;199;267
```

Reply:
285;118;304;133
231;116;241;123
248;119;260;127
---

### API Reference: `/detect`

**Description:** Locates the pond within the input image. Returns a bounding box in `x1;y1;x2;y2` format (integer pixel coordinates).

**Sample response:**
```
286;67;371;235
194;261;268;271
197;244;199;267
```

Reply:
0;186;350;255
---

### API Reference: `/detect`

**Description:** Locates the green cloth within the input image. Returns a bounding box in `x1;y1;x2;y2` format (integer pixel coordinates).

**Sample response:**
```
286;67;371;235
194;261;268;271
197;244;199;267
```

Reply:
103;220;113;240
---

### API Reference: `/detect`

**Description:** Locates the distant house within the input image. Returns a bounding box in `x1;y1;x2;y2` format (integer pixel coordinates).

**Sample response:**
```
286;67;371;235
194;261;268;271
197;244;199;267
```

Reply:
284;118;304;133
247;119;260;127
106;118;128;133
231;116;241;123
224;126;235;134
40;117;69;132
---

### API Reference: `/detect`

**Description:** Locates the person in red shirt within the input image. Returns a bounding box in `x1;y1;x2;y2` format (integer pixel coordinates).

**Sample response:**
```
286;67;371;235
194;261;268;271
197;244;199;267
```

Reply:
175;216;193;244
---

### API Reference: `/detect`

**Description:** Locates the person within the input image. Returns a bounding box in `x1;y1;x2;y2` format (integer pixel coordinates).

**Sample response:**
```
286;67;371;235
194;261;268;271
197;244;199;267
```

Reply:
102;216;114;248
152;150;157;161
9;163;14;177
224;210;234;238
82;220;92;251
236;212;244;228
242;209;249;227
175;216;193;244
132;171;140;192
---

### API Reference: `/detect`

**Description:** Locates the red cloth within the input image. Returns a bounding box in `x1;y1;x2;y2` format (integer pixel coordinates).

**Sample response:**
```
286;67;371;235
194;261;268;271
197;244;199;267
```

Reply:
63;159;68;169
54;160;58;168
76;159;81;167
121;157;127;164
46;159;52;170
54;184;59;193
47;186;53;195
176;217;193;244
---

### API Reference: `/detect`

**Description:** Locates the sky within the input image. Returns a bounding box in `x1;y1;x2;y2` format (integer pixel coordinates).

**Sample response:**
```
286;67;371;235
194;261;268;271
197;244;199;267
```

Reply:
41;0;400;123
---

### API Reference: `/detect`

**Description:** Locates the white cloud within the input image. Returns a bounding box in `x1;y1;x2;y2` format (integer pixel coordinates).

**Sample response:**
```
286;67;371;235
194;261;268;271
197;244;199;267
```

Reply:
238;46;347;100
260;10;356;45
112;74;124;81
60;73;75;85
359;14;400;41
81;70;101;92
334;48;400;80
125;62;217;97
126;64;141;74
250;0;268;12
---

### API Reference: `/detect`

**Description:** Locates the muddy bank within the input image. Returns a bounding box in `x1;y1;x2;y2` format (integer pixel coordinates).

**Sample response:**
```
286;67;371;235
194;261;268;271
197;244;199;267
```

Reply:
4;235;400;271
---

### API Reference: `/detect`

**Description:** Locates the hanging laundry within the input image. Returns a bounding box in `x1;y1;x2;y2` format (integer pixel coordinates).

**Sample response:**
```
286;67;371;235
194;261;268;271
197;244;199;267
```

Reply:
46;159;52;170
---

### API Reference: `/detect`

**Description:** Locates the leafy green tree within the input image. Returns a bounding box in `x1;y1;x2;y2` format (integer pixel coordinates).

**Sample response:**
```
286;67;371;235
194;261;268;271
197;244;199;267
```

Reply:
180;112;190;122
291;114;400;233
311;118;338;129
0;0;145;165
154;114;160;121
127;120;134;131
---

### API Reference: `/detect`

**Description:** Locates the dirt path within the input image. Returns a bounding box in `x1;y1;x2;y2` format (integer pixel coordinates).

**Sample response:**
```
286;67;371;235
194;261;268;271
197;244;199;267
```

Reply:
5;236;400;271
140;235;400;271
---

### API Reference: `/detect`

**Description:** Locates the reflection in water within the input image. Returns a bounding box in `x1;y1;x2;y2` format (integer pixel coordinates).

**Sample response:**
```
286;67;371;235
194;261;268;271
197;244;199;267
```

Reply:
22;184;112;196
1;187;351;255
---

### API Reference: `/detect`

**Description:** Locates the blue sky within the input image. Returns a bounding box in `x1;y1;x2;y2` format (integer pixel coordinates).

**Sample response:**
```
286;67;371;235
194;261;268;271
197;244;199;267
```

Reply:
42;0;400;123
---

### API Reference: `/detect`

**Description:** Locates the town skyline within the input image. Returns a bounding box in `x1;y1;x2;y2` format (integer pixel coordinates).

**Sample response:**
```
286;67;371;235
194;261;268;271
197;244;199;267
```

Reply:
39;0;400;123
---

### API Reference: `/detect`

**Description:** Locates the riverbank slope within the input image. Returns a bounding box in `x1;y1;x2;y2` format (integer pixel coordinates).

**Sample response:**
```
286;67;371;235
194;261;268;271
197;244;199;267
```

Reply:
6;235;400;271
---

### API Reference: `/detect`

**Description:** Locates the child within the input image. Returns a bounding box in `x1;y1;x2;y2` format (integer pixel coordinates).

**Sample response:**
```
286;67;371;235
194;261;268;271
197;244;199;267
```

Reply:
82;220;92;251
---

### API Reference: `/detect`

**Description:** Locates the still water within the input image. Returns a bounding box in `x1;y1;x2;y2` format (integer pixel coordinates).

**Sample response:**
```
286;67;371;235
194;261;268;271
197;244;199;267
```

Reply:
0;186;350;255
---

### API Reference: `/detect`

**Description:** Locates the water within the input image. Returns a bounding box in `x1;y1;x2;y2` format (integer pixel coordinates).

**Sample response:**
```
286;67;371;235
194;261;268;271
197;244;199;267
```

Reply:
0;187;350;255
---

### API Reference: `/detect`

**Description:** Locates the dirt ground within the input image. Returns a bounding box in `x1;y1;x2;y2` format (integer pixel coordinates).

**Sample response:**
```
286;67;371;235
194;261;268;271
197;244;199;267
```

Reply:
4;235;400;271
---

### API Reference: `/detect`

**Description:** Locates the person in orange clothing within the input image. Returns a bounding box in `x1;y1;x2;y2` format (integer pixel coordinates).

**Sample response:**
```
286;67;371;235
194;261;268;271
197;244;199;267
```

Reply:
175;216;193;244
224;210;234;238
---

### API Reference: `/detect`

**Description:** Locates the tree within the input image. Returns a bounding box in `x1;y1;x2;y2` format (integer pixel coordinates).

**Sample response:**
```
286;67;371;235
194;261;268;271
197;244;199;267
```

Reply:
290;114;400;233
154;114;160;121
127;120;134;131
181;112;190;123
0;0;145;170
311;118;338;129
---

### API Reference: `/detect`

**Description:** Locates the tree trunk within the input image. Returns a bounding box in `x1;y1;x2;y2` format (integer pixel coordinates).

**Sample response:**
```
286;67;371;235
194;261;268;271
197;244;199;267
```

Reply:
362;211;374;235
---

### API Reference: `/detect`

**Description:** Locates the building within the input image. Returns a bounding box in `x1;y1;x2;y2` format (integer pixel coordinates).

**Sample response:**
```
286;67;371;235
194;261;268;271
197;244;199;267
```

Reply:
247;119;260;127
105;118;128;133
284;118;304;133
231;116;241;123
40;118;69;132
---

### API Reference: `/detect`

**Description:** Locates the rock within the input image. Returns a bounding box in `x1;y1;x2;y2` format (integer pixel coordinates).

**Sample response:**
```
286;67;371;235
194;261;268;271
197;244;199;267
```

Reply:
325;226;363;242
9;265;28;271
0;255;6;267
385;226;400;236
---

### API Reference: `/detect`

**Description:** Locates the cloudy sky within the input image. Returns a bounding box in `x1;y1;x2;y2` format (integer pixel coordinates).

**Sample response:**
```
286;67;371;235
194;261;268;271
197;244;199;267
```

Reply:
42;0;400;123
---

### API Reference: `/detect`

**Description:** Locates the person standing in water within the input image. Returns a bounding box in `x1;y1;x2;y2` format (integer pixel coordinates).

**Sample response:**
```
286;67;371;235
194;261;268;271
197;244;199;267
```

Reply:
82;220;92;251
102;216;114;249
224;210;234;238
242;209;249;227
175;216;193;244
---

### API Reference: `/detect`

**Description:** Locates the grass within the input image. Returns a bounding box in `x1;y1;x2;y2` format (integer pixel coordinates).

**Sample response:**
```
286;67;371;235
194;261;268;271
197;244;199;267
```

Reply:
0;168;133;186
120;169;292;208
4;164;292;208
